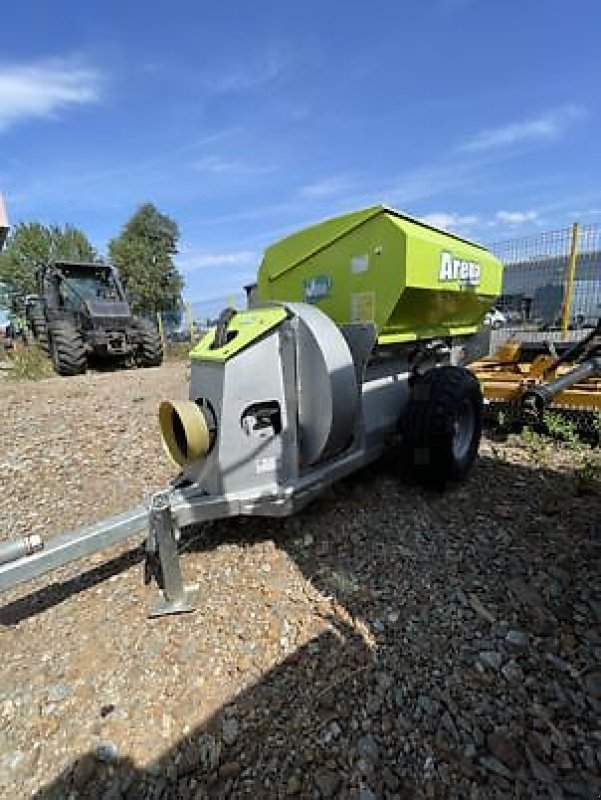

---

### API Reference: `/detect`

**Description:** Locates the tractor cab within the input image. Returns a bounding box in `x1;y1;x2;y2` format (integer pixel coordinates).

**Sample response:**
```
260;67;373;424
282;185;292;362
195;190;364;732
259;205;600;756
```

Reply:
41;262;131;323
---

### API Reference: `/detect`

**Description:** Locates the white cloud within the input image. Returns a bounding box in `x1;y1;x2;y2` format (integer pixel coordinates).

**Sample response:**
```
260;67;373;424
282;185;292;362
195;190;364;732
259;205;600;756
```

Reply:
495;210;539;225
461;105;584;152
191;155;276;177
203;52;284;96
300;176;355;198
178;250;258;273
419;212;478;231
0;59;101;133
191;156;242;174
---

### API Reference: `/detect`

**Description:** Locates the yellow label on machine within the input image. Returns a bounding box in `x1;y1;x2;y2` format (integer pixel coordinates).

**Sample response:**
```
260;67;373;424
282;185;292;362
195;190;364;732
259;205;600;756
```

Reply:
351;291;375;323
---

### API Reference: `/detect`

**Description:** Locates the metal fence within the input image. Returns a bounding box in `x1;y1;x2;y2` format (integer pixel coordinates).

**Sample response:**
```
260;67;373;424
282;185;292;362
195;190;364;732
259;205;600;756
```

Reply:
489;222;601;344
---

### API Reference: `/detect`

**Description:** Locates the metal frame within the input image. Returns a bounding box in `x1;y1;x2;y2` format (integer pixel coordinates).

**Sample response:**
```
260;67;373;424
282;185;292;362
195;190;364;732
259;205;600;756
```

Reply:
0;439;382;616
0;300;487;618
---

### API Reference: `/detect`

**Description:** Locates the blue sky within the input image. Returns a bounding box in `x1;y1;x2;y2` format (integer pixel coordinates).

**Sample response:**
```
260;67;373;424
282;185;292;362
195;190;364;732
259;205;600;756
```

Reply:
1;0;600;320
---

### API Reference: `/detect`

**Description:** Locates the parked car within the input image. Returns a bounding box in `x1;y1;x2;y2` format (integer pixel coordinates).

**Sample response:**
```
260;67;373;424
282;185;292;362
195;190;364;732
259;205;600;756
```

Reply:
483;307;507;329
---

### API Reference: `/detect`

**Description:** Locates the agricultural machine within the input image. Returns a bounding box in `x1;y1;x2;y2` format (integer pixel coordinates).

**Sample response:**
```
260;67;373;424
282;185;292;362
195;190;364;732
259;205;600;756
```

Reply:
471;320;601;425
0;206;503;616
26;261;163;375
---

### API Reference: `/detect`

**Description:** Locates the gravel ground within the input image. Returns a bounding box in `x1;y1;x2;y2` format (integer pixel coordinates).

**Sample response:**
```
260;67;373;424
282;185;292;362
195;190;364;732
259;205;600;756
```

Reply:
0;364;600;799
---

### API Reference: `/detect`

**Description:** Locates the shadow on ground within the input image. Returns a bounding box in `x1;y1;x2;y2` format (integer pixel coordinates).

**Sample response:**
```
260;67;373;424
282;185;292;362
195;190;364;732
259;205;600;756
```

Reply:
10;448;601;799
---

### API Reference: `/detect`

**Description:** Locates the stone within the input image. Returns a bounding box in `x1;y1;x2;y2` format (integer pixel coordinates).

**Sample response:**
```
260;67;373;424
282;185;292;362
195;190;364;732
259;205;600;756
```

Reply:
487;731;522;770
194;733;221;772
525;746;554;783
584;671;601;699
357;734;380;761
479;755;514;779
47;682;72;703
554;749;573;771
96;740;120;764
286;774;302;795
221;715;239;746
219;761;241;779
469;594;496;624
478;651;503;671
505;629;529;652
314;767;342;798
588;600;601;623
440;711;460;742
381;716;394;736
101;786;124;800
393;686;405;708
500;660;523;683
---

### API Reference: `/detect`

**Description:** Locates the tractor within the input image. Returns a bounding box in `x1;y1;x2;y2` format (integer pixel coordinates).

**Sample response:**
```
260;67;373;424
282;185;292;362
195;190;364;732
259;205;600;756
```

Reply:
26;261;163;375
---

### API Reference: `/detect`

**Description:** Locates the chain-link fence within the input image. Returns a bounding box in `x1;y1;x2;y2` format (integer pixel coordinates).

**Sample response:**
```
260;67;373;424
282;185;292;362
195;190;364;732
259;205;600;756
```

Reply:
156;303;201;346
489;223;601;343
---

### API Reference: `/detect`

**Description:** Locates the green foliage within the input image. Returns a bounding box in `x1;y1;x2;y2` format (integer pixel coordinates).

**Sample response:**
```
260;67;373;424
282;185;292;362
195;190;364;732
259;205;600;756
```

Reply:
592;411;601;442
0;223;97;311
6;346;54;381
543;411;583;451
520;426;549;465
108;203;183;315
573;452;601;495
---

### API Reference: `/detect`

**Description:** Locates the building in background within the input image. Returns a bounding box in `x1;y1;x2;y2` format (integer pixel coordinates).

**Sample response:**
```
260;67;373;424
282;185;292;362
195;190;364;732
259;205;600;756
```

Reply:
492;225;601;330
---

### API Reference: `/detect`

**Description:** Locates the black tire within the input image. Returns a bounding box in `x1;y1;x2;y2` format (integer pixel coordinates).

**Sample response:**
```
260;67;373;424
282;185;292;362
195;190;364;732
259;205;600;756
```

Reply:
49;322;87;376
402;365;483;487
30;309;49;354
135;319;163;367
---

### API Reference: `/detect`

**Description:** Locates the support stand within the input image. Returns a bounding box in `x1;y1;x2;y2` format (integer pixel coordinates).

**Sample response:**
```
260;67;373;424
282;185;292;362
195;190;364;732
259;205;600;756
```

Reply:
147;492;199;618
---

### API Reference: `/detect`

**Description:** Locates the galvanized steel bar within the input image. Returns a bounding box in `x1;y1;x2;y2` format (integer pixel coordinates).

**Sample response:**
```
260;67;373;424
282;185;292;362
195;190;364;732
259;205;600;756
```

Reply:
0;535;43;566
0;506;149;593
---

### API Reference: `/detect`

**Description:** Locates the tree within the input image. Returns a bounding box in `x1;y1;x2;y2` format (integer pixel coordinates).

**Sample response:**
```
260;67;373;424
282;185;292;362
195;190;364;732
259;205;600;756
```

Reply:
0;222;97;311
108;203;183;315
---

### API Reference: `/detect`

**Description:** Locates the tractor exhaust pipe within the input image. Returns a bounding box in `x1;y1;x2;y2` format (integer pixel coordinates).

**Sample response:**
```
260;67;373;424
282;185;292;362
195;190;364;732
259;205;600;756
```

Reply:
158;401;212;467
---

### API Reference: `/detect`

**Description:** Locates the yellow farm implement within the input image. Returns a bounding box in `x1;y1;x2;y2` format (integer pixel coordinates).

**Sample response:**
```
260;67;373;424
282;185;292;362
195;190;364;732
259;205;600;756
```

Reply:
471;321;601;421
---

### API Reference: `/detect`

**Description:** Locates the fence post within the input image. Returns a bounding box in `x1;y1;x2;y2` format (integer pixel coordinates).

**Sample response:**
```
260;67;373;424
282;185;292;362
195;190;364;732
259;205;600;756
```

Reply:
156;311;165;347
561;222;579;339
185;302;194;342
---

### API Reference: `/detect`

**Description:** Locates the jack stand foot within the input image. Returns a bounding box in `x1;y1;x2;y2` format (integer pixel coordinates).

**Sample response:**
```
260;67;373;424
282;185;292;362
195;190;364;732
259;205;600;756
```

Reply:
147;492;199;618
149;584;199;618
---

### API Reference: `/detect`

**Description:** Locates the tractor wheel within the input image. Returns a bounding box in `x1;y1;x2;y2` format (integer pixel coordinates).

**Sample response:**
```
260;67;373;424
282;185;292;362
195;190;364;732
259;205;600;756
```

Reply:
402;365;483;487
135;319;163;367
30;310;49;354
48;322;87;376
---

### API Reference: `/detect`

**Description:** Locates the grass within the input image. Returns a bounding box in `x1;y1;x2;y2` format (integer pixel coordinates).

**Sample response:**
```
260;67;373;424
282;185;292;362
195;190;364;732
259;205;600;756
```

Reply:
4;345;54;381
164;341;194;362
519;409;601;495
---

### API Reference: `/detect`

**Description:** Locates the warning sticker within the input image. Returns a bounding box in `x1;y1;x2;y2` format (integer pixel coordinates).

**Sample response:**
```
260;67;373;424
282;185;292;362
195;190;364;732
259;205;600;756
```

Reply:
350;254;369;274
256;456;277;475
351;292;375;323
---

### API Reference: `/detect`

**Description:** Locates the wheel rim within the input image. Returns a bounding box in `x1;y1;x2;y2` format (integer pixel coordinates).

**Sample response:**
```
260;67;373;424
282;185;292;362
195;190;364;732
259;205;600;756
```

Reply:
452;399;475;460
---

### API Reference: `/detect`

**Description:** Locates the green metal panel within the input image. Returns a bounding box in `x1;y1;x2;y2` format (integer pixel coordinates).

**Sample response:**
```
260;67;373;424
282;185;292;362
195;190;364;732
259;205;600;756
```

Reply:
190;306;287;362
257;205;503;343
